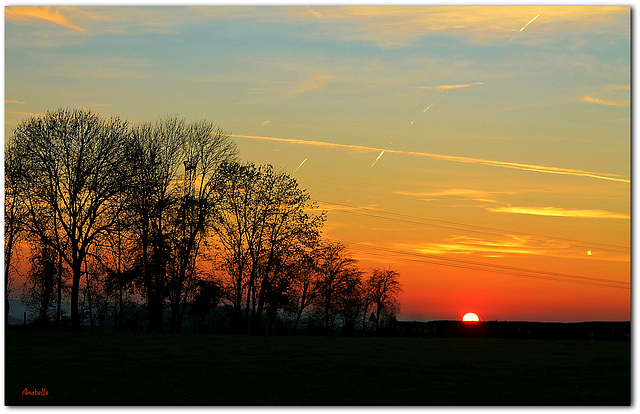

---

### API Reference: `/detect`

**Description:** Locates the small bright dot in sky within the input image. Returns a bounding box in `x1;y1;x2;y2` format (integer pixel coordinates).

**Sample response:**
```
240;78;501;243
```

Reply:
587;250;592;255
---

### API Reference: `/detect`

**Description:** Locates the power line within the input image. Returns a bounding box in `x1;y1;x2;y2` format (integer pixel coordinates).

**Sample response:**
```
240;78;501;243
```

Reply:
294;171;629;252
324;238;630;291
313;199;630;254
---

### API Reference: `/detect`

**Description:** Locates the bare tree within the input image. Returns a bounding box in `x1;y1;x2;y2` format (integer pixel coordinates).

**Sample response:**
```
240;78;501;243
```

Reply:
313;242;362;332
21;238;68;326
212;162;264;331
365;267;402;332
5;139;27;326
96;200;138;331
284;252;318;334
12;109;131;329
250;166;324;332
168;121;236;333
212;162;324;333
127;117;236;333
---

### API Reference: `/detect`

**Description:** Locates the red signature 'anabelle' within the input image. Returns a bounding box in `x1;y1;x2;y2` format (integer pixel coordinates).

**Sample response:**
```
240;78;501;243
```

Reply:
22;388;48;396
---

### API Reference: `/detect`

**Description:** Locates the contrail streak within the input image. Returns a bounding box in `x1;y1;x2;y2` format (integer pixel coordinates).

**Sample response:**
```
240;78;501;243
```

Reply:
294;158;308;172
230;134;629;183
519;14;540;32
371;150;386;168
509;14;541;42
423;104;434;112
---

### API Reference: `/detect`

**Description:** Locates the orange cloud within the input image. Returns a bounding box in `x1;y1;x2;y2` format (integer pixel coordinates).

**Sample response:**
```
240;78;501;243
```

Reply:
394;189;512;201
6;6;87;33
230;134;630;184
579;95;628;107
486;206;629;220
5;100;26;104
416;82;484;91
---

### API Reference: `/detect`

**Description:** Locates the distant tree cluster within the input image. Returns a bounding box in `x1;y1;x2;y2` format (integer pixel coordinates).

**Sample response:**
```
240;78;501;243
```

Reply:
5;108;402;334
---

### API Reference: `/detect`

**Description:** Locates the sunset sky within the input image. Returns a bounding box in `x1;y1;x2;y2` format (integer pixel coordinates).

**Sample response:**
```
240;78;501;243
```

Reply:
4;4;630;322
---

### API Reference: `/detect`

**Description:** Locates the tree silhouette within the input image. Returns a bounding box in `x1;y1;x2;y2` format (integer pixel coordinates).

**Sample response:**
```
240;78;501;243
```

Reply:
6;108;401;335
22;240;59;325
12;109;131;329
212;162;324;333
366;267;403;332
286;252;320;334
189;277;224;332
313;242;362;332
4;139;27;326
167;120;236;332
127;117;236;332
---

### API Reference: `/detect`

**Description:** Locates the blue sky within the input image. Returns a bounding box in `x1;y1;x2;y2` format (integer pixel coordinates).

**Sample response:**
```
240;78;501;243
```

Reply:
4;5;631;321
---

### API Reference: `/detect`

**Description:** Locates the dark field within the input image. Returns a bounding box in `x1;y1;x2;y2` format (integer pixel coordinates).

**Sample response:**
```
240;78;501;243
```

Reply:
5;330;630;406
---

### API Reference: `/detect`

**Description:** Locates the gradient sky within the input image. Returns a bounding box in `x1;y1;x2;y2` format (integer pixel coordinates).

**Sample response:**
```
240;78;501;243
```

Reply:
4;5;630;322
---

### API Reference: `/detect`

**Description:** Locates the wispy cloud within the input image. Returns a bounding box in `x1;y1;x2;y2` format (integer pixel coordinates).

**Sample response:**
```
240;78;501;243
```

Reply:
486;206;630;220
604;85;630;91
394;234;629;262
416;82;484;91
288;73;335;96
6;6;87;33
394;189;511;204
6;111;42;117
393;234;569;258
579;95;628;107
5;100;26;104
316;201;378;213
306;6;323;19
36;54;153;80
261;121;271;126
230;134;630;183
395;189;512;199
6;6;628;49
288;6;628;46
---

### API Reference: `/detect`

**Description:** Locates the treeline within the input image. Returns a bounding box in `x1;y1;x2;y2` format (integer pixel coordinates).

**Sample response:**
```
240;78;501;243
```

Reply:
5;108;401;334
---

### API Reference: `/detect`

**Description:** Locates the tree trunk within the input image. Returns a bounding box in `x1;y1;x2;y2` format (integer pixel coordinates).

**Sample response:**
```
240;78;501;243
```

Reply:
38;259;55;325
148;295;164;333
4;232;14;328
169;300;180;333
86;270;94;331
293;290;307;335
56;252;63;328
375;303;382;332
70;258;82;330
118;283;124;331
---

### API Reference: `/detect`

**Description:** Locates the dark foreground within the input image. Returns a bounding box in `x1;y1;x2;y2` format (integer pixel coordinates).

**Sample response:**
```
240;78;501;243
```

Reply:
5;330;630;406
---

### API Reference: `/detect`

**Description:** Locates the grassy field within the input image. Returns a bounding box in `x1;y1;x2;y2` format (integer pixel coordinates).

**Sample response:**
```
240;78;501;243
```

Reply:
5;329;630;406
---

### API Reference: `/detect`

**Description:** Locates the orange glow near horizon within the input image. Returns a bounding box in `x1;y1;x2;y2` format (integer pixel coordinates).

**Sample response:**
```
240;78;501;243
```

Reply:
5;6;630;323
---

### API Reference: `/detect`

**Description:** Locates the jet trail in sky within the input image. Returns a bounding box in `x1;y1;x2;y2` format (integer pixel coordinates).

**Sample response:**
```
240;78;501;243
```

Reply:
230;134;629;183
519;14;540;32
294;158;308;172
423;104;434;112
509;14;541;42
371;149;386;168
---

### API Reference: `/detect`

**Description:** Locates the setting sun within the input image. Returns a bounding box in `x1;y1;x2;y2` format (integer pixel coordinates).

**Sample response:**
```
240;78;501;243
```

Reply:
463;313;480;322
